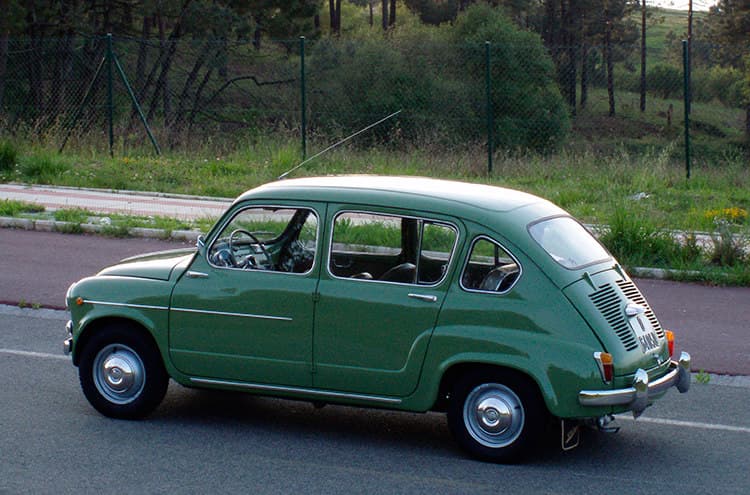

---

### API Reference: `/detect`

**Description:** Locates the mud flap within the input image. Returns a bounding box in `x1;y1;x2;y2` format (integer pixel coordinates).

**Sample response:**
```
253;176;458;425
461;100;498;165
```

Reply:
561;419;581;451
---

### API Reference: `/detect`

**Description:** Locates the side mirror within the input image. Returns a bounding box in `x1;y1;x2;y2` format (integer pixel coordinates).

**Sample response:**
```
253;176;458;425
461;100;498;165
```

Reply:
196;235;206;256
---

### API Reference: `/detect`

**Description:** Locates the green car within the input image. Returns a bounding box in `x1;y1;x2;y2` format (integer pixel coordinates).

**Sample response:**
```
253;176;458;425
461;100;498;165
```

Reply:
64;176;691;462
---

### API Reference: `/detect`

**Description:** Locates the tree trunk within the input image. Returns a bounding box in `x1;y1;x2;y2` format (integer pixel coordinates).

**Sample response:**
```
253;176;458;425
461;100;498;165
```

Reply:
0;32;8;110
640;0;646;112
173;41;212;131
605;18;615;117
580;36;588;109
157;13;172;125
382;0;388;31
389;0;396;26
369;1;373;27
135;16;151;90
745;104;749;142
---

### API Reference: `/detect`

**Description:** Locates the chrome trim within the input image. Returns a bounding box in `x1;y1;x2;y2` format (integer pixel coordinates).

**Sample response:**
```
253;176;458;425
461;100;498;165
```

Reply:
82;299;292;322
592;351;611;384
82;300;168;311
186;271;209;278
171;307;293;322
408;293;438;303
63;337;73;355
625;302;646;317
189;377;402;405
579;352;691;416
459;235;523;295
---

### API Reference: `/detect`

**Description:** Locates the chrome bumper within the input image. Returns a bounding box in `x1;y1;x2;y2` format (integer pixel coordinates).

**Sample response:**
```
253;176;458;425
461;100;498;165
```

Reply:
63;320;73;356
579;352;691;417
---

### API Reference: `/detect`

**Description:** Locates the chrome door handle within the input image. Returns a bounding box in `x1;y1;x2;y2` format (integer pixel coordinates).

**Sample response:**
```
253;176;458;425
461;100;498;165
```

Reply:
408;293;437;303
186;271;209;279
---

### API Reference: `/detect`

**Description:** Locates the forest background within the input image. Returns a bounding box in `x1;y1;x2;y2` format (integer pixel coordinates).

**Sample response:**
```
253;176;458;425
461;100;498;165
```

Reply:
0;0;749;283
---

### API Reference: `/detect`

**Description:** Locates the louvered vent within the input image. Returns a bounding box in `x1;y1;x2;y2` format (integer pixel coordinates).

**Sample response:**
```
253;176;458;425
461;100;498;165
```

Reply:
616;279;665;338
589;283;639;351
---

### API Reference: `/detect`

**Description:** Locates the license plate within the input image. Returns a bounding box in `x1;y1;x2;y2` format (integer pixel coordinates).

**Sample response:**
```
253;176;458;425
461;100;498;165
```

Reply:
630;313;660;353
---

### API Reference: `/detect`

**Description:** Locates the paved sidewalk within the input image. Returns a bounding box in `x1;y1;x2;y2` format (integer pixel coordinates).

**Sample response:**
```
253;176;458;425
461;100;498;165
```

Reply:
0;183;231;220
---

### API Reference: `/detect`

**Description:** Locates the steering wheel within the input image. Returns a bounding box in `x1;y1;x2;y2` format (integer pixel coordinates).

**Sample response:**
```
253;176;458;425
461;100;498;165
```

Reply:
228;229;273;269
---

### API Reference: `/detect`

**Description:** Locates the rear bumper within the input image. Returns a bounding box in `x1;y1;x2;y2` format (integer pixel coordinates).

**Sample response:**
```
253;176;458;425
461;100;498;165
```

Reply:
579;352;691;417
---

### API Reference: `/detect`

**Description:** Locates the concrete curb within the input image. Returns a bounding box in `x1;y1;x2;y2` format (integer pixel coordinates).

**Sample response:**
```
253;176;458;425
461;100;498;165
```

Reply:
0;216;201;242
3;182;234;203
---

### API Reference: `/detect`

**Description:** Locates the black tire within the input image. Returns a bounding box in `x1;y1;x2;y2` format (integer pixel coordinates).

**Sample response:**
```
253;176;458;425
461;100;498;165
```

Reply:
447;370;546;463
78;323;168;419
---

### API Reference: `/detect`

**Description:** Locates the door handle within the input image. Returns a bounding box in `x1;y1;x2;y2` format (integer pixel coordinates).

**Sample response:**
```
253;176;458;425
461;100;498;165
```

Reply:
186;271;209;279
408;293;437;303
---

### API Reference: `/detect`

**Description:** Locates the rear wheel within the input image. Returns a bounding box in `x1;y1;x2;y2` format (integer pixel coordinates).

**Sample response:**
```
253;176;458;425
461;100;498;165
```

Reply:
79;324;168;419
447;371;545;463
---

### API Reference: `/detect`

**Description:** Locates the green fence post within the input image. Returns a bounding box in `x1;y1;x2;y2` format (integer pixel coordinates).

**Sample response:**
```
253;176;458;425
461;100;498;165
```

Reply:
682;39;691;179
106;33;114;157
485;41;494;175
300;36;307;161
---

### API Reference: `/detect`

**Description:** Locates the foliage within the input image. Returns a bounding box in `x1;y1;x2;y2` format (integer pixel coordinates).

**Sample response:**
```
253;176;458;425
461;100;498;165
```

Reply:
0;199;45;216
647;63;683;99
0;140;17;172
709;221;748;267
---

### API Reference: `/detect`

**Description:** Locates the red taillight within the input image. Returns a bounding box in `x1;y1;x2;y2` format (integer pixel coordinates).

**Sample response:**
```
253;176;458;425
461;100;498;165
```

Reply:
665;330;675;357
594;352;614;384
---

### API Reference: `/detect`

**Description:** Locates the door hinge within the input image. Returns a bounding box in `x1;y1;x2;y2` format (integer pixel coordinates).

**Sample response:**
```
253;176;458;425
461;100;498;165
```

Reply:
311;292;320;303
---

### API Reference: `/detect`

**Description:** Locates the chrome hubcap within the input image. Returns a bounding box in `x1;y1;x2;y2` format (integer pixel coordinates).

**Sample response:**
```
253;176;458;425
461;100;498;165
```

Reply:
93;344;145;404
464;383;524;448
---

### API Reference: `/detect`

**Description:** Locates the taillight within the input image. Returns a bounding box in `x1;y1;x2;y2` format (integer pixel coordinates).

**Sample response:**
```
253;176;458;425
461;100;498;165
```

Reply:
665;330;675;357
593;352;614;384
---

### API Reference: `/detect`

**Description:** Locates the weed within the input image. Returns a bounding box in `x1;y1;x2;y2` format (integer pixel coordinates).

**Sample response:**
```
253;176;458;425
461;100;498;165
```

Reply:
19;154;69;182
31;302;41;310
18;299;27;308
0;200;45;216
695;369;711;384
56;222;84;235
0;140;18;172
709;221;748;267
54;208;92;224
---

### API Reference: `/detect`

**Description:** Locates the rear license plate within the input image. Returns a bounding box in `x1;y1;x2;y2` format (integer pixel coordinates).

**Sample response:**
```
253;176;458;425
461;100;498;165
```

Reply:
630;314;660;353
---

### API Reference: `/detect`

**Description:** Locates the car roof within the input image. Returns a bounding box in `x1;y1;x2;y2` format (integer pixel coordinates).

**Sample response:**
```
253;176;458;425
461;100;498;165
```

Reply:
236;176;553;216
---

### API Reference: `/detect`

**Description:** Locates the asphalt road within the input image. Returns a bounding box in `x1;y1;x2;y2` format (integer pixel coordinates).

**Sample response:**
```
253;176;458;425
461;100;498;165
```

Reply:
1;308;749;494
1;228;748;375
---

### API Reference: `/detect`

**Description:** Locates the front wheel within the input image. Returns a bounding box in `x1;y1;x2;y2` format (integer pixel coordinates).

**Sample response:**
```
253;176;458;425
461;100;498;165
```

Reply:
447;371;545;463
78;324;168;419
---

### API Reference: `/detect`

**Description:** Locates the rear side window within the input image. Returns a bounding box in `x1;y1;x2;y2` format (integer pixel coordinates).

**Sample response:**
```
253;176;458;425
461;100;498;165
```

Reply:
528;216;610;269
461;237;520;293
329;211;457;285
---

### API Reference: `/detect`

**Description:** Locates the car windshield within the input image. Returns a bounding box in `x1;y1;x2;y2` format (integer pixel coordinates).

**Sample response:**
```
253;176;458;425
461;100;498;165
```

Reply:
528;216;610;269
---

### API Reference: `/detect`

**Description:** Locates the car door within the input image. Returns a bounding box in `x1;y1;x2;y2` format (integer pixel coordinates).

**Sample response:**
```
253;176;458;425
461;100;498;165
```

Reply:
168;203;323;387
314;207;460;397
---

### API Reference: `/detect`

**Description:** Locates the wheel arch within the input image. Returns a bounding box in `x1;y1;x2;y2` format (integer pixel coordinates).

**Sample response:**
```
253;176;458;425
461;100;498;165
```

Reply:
73;316;160;368
433;361;549;415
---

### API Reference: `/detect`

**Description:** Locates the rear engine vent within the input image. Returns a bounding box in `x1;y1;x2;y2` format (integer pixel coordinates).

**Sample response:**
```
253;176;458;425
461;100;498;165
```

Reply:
589;283;639;351
615;279;665;339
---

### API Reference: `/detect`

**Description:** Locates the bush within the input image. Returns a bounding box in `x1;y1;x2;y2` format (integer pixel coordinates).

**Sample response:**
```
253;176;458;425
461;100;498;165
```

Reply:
0;140;18;172
647;64;682;100
692;66;745;106
305;5;569;153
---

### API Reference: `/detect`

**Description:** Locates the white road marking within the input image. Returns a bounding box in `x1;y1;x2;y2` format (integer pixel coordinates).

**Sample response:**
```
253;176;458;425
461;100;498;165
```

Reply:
0;348;69;361
617;415;750;434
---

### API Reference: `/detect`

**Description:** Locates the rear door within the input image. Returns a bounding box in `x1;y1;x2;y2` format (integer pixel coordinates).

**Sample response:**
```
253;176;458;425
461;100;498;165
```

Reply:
313;207;460;397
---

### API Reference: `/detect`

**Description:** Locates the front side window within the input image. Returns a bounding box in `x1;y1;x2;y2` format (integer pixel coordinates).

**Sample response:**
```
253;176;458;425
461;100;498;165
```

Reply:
528;216;610;269
329;211;457;285
461;237;521;293
208;206;318;274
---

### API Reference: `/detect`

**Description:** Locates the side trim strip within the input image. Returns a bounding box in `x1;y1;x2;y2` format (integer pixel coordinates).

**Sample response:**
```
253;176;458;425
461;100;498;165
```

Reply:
83;300;292;322
189;377;402;405
171;307;293;322
83;300;168;311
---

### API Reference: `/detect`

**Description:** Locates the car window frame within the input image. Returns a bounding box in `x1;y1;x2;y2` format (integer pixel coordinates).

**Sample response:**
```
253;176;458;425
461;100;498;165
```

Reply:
326;208;460;288
206;203;320;277
459;235;523;295
527;214;612;271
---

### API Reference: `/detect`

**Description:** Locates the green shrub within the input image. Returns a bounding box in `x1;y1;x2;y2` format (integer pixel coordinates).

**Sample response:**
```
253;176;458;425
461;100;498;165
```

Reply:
0;140;18;172
19;155;69;182
692;66;745;106
647;64;682;100
0;199;45;216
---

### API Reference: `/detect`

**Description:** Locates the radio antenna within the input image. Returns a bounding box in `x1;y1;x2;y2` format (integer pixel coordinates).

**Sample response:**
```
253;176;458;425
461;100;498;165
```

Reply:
277;109;402;180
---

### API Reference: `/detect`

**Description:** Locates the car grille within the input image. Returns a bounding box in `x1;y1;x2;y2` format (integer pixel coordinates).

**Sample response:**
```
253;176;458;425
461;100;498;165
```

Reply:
589;279;665;352
615;279;665;339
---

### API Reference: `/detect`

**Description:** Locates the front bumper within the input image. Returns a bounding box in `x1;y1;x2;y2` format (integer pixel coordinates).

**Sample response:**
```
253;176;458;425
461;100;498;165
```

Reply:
579;351;691;417
63;320;73;356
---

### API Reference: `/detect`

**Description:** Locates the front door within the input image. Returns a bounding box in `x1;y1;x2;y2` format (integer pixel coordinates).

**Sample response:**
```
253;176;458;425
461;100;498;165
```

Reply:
169;204;321;387
314;208;460;397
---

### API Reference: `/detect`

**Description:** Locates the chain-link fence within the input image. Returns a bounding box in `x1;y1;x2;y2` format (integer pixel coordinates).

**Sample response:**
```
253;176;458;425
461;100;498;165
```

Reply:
0;35;747;169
